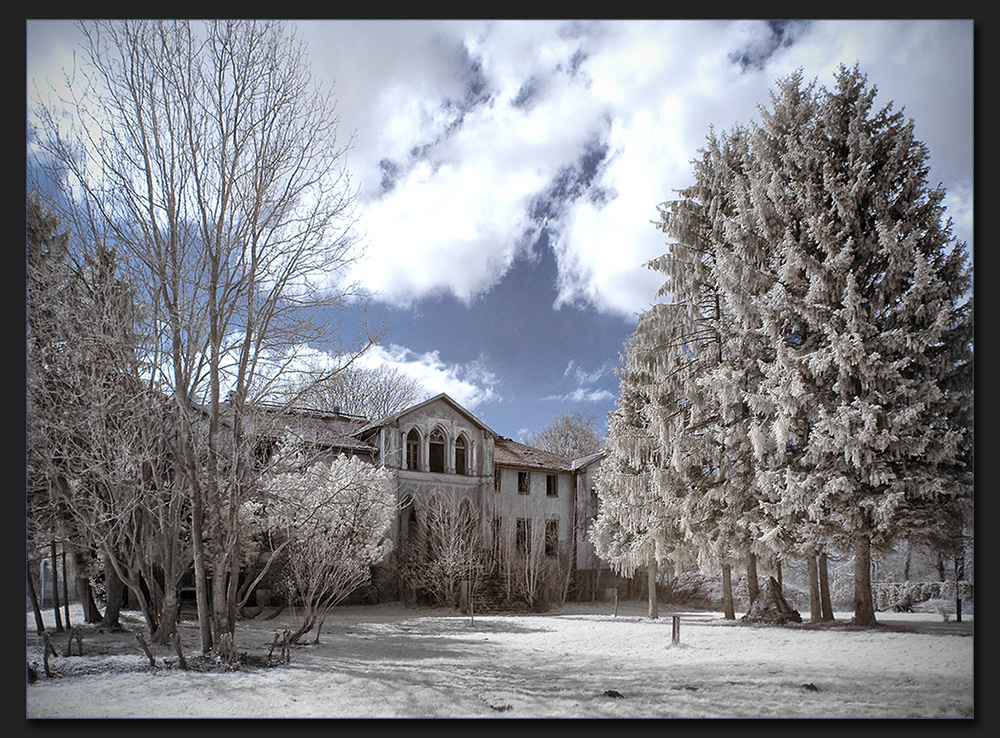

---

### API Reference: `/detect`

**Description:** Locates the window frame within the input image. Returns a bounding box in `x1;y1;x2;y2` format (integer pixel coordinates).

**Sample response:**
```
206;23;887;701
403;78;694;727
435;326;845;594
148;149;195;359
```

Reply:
544;519;559;557
455;434;467;475
428;427;446;473
516;517;531;555
405;428;421;470
517;470;530;495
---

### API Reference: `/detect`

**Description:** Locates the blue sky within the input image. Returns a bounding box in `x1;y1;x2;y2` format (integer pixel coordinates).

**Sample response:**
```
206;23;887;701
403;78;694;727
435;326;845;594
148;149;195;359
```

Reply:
26;19;975;442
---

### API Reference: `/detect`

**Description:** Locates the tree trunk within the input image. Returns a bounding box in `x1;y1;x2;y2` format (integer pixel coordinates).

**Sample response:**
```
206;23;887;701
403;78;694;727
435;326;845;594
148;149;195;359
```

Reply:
61;549;72;629
721;562;735;620
955;554;964;623
190;484;213;654
851;535;877;626
152;588;180;645
746;552;760;607
72;548;102;623
27;558;46;635
818;552;834;621
775;559;782;591
49;541;63;632
807;554;821;622
743;576;801;624
647;560;658;620
103;558;125;629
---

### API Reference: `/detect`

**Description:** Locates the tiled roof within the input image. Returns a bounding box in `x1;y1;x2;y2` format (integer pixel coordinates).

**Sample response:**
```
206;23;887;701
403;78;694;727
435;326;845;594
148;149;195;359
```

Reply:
493;438;575;472
572;450;605;470
251;405;375;453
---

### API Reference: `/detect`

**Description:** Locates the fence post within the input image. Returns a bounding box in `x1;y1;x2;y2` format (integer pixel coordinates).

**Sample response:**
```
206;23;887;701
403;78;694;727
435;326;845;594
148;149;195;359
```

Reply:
672;615;680;645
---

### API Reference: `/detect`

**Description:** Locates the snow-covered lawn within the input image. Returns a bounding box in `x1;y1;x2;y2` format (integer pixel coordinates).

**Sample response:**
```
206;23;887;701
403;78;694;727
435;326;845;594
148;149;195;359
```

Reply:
26;601;973;719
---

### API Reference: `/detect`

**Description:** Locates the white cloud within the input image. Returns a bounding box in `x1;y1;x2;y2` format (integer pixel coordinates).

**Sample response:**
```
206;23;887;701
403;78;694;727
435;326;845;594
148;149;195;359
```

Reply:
316;20;970;318
357;343;501;410
563;359;612;386
32;20;973;319
543;387;615;404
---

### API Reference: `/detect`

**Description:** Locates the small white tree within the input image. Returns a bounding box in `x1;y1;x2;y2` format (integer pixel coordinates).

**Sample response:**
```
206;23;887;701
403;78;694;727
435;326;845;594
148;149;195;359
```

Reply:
402;492;487;609
262;453;395;644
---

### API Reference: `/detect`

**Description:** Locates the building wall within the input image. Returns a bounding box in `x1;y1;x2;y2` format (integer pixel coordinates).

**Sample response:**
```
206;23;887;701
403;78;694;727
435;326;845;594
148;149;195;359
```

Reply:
485;467;575;560
379;398;495;548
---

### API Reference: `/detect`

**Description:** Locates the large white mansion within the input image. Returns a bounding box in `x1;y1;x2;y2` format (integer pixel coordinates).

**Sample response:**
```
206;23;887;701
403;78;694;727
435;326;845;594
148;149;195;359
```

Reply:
258;393;615;602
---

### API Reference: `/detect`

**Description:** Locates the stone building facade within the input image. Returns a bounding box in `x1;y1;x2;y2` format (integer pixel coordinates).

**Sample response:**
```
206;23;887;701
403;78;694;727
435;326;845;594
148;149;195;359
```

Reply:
260;393;618;602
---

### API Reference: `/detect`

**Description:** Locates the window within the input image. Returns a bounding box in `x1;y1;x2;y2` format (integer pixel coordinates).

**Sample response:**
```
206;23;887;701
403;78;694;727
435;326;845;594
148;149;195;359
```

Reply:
406;429;420;470
546;474;557;497
492;517;503;552
518;471;529;495
494;466;501;492
516;518;531;555
455;435;467;475
429;428;445;473
545;519;559;557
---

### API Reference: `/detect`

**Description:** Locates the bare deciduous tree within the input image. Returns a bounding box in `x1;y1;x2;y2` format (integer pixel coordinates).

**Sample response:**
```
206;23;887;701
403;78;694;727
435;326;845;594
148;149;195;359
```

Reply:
287;364;428;420
31;20;377;656
400;492;488;609
524;413;603;461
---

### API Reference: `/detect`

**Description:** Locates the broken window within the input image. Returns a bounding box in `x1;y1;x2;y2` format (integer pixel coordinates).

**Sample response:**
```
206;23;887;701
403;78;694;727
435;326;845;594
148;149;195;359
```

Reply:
429;428;445;473
455;435;467;475
492;517;503;553
546;474;557;497
545;519;558;557
518;471;529;494
516;518;531;555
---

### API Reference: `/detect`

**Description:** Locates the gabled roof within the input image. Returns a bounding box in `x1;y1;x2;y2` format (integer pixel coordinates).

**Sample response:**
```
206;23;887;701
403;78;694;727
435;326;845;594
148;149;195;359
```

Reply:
494;437;575;473
359;393;499;439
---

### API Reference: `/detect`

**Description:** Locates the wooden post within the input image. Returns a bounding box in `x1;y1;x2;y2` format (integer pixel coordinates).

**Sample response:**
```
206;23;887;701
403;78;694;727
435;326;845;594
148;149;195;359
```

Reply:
672;615;680;645
614;587;619;618
135;632;156;667
171;632;188;669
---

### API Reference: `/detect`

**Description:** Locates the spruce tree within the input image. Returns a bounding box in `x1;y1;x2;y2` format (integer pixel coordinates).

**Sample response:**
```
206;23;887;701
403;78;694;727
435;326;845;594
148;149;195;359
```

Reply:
747;66;973;624
590;318;684;605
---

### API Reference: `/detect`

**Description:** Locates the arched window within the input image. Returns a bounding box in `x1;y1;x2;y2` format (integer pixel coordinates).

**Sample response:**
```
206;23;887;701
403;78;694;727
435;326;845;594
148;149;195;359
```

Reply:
455;435;467;475
429;428;446;473
406;428;420;470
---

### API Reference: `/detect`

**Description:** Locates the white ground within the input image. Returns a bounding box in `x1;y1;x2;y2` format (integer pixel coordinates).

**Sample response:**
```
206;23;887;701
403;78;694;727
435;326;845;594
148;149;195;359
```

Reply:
26;600;973;719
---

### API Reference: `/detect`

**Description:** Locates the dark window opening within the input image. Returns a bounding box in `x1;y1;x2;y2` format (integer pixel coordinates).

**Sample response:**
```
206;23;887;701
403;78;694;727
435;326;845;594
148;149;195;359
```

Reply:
492;517;502;552
545;519;558;557
429;429;445;473
518;471;529;494
455;435;467;475
494;466;501;492
516;518;531;555
546;474;557;497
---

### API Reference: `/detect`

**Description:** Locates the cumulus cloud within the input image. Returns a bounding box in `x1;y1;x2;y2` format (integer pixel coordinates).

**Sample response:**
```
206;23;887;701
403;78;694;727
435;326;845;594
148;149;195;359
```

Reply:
356;344;501;410
563;359;612;386
543;387;616;404
31;20;972;321
299;19;971;319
